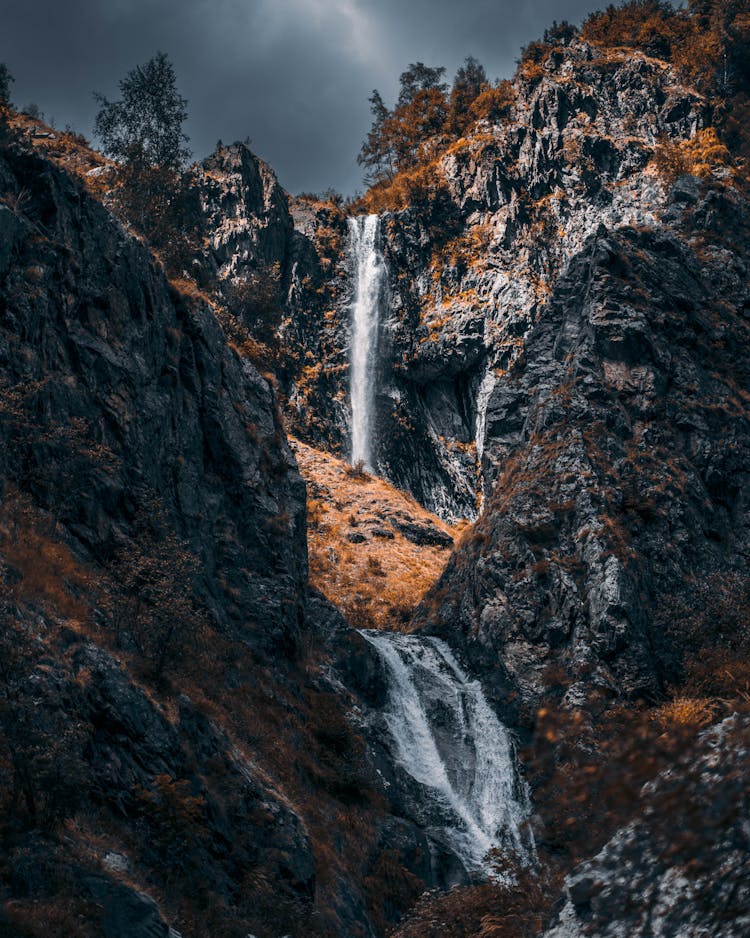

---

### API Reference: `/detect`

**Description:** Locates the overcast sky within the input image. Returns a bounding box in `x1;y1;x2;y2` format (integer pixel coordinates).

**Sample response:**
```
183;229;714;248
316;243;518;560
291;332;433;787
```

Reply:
5;0;608;195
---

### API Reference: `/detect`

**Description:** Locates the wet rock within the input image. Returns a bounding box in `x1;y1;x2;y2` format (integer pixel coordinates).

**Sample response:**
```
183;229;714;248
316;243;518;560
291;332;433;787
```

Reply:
390;518;454;547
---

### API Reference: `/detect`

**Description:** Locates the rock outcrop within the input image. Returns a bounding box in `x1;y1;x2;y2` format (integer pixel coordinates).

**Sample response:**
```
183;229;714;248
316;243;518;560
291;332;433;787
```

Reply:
279;40;719;522
419;200;750;717
543;716;750;938
0;140;307;655
2;19;750;938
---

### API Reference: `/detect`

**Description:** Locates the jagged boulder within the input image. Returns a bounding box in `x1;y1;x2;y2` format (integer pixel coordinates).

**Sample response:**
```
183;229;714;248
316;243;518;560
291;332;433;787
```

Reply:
543;716;750;938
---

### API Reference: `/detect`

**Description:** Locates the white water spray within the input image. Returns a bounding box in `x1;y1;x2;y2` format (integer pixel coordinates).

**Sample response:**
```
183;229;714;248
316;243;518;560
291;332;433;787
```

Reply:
361;630;532;876
349;214;387;471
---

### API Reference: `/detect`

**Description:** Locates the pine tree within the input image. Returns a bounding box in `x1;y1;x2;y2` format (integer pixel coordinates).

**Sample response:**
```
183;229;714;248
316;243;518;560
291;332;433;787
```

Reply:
448;57;488;134
0;64;14;107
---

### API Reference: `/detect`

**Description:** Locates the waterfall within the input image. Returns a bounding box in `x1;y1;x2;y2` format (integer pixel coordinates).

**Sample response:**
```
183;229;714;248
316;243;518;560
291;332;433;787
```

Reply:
349;214;387;471
360;630;532;877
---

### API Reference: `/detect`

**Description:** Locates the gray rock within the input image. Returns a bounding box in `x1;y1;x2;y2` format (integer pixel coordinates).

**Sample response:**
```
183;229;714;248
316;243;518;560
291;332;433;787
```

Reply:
543;717;750;938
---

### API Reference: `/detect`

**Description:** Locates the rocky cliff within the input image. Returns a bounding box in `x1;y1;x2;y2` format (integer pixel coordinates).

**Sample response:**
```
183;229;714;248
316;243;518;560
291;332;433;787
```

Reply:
278;41;727;522
244;35;750;728
284;30;750;937
0;139;308;653
543;715;750;938
2;12;750;938
0;126;445;938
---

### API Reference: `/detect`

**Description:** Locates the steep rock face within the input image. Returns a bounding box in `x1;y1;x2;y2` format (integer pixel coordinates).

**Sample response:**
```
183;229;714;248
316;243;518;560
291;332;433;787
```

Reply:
417;196;750;715
280;41;714;520
0;133;467;938
0;133;317;934
192;146;357;458
268;39;750;718
543;716;750;938
378;42;710;520
197;142;293;282
0;142;307;654
0;626;315;936
284;196;352;448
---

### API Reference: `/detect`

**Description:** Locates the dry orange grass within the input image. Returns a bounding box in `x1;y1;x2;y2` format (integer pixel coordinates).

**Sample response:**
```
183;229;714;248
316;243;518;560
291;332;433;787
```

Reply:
3;109;109;194
651;696;717;731
291;438;459;631
0;490;93;624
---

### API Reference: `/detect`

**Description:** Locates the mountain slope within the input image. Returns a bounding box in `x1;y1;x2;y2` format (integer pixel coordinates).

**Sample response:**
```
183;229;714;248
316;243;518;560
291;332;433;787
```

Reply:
2;9;750;937
0;123;442;938
292;437;456;631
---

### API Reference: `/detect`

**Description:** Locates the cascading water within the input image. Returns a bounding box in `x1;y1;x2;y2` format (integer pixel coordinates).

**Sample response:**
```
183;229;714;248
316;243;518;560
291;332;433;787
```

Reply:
348;214;387;471
361;630;532;877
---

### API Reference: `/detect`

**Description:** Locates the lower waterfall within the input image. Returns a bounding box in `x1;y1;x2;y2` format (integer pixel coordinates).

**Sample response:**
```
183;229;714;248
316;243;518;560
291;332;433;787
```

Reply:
361;630;532;877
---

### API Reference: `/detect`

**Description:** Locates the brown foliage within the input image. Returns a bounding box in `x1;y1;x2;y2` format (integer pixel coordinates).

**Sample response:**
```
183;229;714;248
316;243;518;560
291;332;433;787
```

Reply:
582;0;750;104
102;494;207;680
394;864;559;938
652;134;692;185
659;571;750;700
0;611;87;831
581;1;692;59
0;489;96;626
110;163;201;277
293;438;455;632
135;773;208;886
3;897;102;937
469;82;516;124
358;160;450;215
653;128;732;184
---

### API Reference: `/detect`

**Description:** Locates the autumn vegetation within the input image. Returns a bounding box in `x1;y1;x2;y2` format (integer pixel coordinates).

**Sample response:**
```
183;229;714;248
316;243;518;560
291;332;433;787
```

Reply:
0;484;420;935
356;0;750;216
2;2;750;934
292;438;457;631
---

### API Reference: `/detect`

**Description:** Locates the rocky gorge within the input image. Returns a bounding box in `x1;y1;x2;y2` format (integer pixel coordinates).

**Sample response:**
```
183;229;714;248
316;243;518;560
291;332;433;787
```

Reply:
2;3;750;936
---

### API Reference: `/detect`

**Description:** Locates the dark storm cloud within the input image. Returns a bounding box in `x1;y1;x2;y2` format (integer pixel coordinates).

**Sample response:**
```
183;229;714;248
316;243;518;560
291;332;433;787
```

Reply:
3;0;599;194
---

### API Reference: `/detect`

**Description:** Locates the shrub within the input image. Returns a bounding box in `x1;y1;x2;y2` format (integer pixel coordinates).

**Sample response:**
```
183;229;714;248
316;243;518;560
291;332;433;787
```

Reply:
0;610;87;830
581;1;688;59
223;263;284;368
653;128;732;184
344;459;369;480
517;40;550;82
652;696;717;730
104;494;207;680
656;572;750;699
652;134;691;184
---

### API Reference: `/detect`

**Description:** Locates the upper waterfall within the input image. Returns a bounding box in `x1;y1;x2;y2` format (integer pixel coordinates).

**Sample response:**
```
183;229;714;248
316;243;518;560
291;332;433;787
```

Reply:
361;630;533;878
348;214;387;471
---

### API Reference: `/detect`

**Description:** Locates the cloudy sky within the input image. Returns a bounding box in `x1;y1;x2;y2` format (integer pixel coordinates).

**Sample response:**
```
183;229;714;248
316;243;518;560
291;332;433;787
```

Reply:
5;0;605;194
